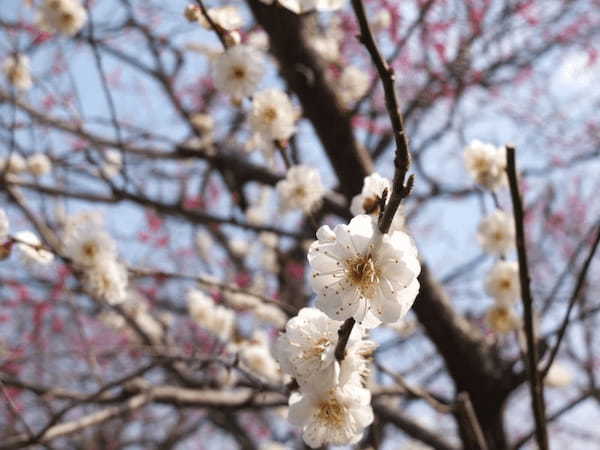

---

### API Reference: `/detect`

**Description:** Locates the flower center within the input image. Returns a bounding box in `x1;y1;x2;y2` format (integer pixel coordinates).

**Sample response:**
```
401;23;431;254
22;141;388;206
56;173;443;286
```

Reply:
317;395;345;427
303;337;331;361
231;66;246;80
262;107;278;123
347;254;379;297
362;195;381;215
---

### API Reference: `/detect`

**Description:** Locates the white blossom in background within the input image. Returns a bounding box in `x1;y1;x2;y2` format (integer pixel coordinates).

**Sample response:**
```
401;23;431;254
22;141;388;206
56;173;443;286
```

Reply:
259;442;286;450
260;0;347;14
230;238;249;258
260;231;278;248
26;153;52;177
1;153;27;175
308;33;341;63
545;362;573;388
64;227;117;267
463;140;507;190
250;89;297;142
37;0;87;36
190;113;215;149
213;45;265;100
226;290;260;310
0;209;9;243
238;330;281;381
277;165;325;213
195;230;213;261
14;230;54;265
477;209;515;256
309;214;420;324
337;66;370;107
83;259;128;304
187;289;235;340
274;308;375;389
3;54;32;90
370;9;391;32
486;304;521;334
247;30;269;51
196;5;243;31
246;188;272;226
485;260;520;304
254;303;287;328
288;380;373;448
101;150;122;178
350;172;405;230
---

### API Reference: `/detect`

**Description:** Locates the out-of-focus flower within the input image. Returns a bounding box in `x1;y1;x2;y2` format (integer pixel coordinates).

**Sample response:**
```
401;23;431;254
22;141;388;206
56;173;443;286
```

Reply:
14;230;54;265
277;165;325;213
3;54;32;90
337;66;369;107
463;140;507;190
250;89;297;142
485;260;520;304
477;209;515;256
26;153;52;177
545;362;573;388
213;45;265;100
37;0;87;36
486;304;521;334
83;259;128;304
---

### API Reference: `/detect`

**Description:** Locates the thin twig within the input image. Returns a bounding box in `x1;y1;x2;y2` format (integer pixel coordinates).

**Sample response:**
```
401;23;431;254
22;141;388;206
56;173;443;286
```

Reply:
541;222;600;378
505;145;548;450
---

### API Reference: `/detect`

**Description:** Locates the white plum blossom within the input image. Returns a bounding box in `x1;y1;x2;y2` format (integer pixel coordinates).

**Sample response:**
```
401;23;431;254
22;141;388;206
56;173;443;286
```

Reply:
260;0;347;14
309;34;341;63
196;5;243;31
37;0;87;36
14;230;54;265
477;209;515;256
64;226;117;267
309;215;420;324
100;150;122;178
288;381;373;448
277;165;325;213
187;289;235;340
254;303;287;327
1;153;27;175
486;304;521;334
545;362;573;388
274;308;375;389
26;153;52;177
3;54;32;90
337;66;370;107
247;30;269;51
370;9;392;32
83;259;128;304
485;260;520;304
249;89;297;142
238;331;281;381
350;172;405;230
213;45;265;100
0;209;8;243
195;230;213;261
463;140;507;190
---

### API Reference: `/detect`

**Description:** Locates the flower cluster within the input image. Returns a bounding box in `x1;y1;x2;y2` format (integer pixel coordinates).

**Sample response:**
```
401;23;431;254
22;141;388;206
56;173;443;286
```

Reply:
0;153;52;178
465;143;521;334
276;173;420;447
275;308;375;447
64;214;128;304
187;289;235;341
